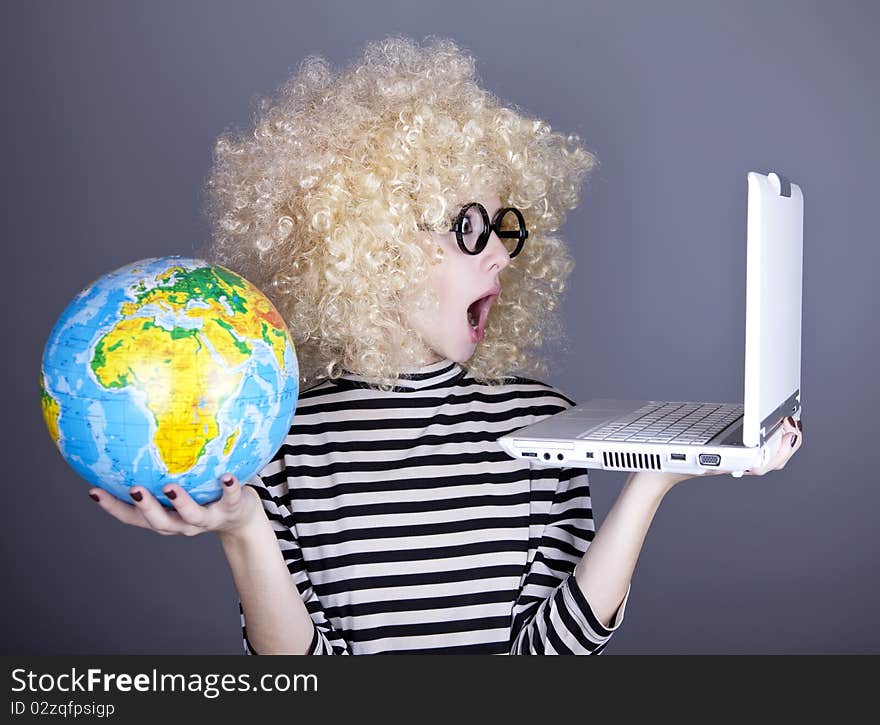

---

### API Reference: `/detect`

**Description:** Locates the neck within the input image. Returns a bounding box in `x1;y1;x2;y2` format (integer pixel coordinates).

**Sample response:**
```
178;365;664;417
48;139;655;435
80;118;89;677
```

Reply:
410;351;444;366
398;340;444;369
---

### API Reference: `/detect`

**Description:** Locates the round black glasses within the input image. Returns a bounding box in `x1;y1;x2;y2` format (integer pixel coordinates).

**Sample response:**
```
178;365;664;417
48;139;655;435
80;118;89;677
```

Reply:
450;203;529;258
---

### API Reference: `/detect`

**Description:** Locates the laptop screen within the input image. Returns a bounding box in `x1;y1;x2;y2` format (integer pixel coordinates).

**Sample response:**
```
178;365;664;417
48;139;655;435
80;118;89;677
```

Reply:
742;171;804;446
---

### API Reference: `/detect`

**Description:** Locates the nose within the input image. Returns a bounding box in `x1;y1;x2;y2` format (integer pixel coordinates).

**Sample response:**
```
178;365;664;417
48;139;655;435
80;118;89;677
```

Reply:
482;229;512;272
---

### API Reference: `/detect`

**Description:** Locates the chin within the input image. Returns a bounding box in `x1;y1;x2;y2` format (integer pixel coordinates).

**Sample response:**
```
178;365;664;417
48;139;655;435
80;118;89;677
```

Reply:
447;340;477;364
427;328;479;364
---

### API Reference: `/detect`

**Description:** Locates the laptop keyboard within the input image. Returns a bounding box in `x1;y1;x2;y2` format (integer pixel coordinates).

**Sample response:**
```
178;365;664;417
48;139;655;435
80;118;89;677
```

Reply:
577;402;743;445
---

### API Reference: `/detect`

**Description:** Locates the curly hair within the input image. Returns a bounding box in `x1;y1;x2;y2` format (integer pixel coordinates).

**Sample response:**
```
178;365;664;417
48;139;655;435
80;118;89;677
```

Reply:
199;35;597;391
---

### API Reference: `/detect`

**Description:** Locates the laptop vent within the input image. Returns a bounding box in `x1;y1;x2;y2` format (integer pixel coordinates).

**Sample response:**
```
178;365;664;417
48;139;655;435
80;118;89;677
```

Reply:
602;451;661;471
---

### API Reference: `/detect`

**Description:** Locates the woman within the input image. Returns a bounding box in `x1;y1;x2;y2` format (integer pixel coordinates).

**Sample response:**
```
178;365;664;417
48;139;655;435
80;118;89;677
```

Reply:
88;35;802;654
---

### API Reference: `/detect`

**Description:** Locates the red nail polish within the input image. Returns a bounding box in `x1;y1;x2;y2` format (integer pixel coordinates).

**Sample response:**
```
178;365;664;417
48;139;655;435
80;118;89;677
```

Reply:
89;493;100;502
165;489;177;500
791;434;798;447
131;491;143;502
222;475;234;487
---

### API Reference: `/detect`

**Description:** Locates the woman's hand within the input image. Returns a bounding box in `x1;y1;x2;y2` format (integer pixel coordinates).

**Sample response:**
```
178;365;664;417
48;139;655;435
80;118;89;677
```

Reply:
737;415;803;477
634;415;804;495
87;474;265;539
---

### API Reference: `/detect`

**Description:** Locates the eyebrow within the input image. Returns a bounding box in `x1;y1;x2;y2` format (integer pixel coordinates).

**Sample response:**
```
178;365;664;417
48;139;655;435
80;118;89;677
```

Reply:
455;202;503;217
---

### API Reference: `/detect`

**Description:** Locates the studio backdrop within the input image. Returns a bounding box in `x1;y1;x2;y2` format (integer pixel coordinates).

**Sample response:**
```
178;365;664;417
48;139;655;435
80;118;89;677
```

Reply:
4;0;878;654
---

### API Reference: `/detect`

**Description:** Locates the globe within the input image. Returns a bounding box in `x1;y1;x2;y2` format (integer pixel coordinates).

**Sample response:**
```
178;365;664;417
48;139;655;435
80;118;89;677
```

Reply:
39;256;299;507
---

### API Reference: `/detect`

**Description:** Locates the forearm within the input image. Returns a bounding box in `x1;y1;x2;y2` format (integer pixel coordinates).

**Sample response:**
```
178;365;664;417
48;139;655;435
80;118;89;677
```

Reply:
574;472;672;627
219;507;315;655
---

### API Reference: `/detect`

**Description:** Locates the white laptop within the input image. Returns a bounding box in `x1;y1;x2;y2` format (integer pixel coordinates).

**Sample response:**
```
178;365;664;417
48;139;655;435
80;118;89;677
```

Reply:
498;170;804;478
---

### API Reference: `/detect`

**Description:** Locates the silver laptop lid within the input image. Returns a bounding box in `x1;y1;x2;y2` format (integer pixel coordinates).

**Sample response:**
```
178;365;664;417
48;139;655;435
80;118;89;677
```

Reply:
742;171;804;447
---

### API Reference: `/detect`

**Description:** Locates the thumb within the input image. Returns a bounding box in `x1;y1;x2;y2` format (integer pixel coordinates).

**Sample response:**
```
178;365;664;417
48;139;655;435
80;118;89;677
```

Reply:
219;473;242;505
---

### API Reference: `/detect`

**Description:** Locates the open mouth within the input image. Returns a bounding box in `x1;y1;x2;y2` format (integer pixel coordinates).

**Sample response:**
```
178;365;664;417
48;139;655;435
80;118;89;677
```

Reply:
466;290;499;343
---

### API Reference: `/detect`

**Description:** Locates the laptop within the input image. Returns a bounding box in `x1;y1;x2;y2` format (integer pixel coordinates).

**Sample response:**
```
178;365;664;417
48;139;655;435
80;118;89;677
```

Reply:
498;170;804;478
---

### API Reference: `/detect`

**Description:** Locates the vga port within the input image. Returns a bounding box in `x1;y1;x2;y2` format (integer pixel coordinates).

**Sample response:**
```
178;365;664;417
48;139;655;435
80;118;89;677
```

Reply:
698;453;721;466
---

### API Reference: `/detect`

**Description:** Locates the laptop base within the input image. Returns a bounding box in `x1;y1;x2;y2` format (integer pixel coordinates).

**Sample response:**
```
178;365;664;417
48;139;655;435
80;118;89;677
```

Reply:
497;399;799;478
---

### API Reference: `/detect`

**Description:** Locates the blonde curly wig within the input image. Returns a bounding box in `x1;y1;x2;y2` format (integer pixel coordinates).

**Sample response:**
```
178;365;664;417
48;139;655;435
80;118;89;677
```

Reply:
200;35;597;391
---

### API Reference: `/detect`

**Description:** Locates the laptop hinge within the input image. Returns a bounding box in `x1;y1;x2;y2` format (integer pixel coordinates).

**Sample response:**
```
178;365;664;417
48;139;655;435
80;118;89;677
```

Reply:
759;389;801;446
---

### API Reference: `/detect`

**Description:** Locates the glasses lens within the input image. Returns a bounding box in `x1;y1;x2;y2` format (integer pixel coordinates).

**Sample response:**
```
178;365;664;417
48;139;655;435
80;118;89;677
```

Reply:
496;209;526;256
458;205;487;253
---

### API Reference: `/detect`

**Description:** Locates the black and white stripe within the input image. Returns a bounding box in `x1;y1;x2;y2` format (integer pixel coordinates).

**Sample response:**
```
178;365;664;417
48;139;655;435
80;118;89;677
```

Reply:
239;358;628;654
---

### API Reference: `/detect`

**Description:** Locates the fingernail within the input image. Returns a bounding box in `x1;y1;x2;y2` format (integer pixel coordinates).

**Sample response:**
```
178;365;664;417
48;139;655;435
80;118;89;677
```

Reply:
89;493;100;502
165;489;177;500
797;420;803;432
791;434;798;447
787;416;795;427
131;490;143;502
222;474;234;487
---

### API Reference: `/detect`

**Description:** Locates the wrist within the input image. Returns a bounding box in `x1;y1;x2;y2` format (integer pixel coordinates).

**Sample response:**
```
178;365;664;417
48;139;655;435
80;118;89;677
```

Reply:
218;516;267;550
624;471;686;500
218;489;269;547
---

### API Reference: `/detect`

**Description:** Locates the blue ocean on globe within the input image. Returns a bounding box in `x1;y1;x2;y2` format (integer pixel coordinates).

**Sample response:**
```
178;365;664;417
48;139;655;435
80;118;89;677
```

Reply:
40;256;299;507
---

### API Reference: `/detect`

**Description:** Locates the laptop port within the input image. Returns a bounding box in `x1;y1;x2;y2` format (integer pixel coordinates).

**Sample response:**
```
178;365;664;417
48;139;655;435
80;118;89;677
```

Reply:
522;451;537;458
699;453;721;466
671;453;686;461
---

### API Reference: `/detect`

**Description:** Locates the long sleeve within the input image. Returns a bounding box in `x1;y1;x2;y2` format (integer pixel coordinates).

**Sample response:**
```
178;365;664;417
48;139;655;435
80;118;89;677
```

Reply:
238;468;350;655
509;467;629;654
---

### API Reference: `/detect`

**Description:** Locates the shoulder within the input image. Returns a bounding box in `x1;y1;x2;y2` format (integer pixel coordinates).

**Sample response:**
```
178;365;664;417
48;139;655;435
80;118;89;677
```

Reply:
446;373;578;434
289;377;357;415
468;372;578;409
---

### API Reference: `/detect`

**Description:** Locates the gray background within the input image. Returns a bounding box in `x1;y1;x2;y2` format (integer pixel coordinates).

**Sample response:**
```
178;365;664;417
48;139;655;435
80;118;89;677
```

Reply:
4;0;877;654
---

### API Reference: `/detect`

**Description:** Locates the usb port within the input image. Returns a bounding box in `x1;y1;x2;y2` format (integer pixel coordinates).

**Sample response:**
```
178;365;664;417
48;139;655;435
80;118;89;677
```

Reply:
671;453;686;461
522;451;537;457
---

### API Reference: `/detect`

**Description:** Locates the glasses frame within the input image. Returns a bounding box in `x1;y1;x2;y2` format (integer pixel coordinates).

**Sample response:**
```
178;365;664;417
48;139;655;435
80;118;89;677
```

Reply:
449;202;529;258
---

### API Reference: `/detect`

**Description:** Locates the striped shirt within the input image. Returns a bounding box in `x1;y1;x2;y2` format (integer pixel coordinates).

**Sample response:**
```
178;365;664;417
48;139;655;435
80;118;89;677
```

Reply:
240;357;629;654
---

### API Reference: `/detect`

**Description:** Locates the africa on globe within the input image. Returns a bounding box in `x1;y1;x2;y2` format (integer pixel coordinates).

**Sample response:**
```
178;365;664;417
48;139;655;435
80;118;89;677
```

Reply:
40;256;299;507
